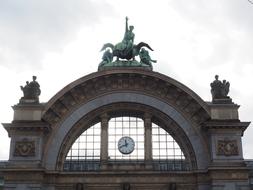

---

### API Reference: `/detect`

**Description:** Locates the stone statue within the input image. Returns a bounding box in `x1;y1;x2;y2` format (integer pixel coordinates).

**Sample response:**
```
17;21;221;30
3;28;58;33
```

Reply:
100;17;154;61
20;76;41;103
210;75;230;101
139;48;157;68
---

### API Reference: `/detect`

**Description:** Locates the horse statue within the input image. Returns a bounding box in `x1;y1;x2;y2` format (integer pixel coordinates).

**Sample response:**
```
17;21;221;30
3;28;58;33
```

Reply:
101;42;153;61
101;17;154;61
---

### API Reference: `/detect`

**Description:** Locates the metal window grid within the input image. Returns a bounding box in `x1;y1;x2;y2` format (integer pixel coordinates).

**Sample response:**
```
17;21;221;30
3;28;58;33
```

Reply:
64;123;101;171
64;117;188;171
152;123;188;171
108;116;144;161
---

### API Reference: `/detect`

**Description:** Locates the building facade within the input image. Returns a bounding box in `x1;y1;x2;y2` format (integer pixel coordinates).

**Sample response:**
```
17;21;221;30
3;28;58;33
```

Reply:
0;67;252;190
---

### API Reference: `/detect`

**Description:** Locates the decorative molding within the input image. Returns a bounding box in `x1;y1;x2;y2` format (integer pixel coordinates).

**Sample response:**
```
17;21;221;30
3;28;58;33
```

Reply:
217;139;239;156
3;121;51;134
13;138;35;157
42;71;210;126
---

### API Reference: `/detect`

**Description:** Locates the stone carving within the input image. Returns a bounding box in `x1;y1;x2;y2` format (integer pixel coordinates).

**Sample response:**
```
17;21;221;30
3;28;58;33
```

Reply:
20;76;41;104
210;75;231;103
99;17;155;70
43;72;209;127
13;139;35;157
217;139;239;156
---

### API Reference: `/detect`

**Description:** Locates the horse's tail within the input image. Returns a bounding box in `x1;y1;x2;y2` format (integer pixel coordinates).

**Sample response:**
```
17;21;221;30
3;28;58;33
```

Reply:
100;43;114;51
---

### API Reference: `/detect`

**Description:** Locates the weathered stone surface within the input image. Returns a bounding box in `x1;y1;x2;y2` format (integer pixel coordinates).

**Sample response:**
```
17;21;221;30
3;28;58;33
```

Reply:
1;68;251;190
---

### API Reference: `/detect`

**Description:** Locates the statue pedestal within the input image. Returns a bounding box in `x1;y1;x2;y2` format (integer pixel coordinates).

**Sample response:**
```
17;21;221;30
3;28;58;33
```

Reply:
19;98;39;104
13;103;44;121
98;60;152;71
209;102;239;120
212;98;232;104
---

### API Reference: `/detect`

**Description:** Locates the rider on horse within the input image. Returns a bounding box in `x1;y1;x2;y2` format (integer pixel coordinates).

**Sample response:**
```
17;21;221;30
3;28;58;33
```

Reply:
115;17;135;55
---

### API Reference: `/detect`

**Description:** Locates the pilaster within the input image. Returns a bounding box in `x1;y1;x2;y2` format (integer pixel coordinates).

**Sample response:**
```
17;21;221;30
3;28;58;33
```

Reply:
100;113;109;169
204;102;250;189
144;113;152;168
2;103;50;165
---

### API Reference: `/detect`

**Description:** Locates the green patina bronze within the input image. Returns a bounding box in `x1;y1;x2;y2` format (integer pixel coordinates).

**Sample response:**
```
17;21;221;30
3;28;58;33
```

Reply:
98;17;156;71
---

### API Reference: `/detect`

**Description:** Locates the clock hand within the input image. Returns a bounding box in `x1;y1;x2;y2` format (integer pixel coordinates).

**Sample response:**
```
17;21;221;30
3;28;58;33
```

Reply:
119;144;126;148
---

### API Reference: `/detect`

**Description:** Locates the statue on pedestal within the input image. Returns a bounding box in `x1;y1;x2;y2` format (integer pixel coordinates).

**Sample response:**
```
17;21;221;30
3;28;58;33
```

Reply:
99;17;156;71
210;75;231;104
20;76;41;104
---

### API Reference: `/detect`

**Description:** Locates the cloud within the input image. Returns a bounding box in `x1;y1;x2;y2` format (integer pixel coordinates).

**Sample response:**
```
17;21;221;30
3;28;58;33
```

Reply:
0;0;114;70
169;0;253;68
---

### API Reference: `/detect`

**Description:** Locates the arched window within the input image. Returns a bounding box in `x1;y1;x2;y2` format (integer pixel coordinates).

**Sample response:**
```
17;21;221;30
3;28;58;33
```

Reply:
64;116;188;171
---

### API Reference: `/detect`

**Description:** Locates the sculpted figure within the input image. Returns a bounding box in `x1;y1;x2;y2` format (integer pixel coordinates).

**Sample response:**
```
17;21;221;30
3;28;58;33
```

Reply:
102;49;113;63
98;49;113;68
20;81;30;98
101;17;153;61
210;75;230;100
117;17;135;54
139;48;157;67
20;76;41;101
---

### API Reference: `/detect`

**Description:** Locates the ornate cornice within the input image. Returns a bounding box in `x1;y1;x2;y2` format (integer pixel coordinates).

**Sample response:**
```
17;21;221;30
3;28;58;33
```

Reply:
3;121;51;135
202;120;250;135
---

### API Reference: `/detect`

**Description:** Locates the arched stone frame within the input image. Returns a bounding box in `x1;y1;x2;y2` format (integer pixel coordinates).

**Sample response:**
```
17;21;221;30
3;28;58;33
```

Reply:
42;69;211;171
56;102;198;171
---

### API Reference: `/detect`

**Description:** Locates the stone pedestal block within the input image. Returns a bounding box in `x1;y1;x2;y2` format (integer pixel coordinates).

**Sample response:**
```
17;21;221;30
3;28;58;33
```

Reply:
209;103;239;120
13;104;45;121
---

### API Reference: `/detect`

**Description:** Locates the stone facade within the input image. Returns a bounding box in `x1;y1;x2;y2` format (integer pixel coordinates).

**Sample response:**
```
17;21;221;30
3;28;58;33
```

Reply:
0;68;252;190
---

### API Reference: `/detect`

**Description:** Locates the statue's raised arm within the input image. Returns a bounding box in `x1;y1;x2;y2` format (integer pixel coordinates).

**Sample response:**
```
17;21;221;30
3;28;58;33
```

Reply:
125;17;129;34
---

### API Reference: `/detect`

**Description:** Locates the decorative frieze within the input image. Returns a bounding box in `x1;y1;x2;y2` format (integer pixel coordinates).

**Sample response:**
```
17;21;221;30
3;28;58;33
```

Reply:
217;139;239;156
13;138;35;157
42;71;210;126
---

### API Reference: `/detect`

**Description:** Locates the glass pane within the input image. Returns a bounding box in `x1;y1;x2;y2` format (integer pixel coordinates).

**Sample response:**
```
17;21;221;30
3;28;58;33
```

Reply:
152;123;185;161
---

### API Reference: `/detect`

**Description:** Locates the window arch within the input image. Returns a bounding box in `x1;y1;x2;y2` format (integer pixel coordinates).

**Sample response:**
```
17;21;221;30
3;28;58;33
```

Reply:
64;116;188;171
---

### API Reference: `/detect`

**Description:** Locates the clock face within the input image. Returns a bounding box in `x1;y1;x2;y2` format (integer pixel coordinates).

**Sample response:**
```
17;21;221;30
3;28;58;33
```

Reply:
118;136;135;154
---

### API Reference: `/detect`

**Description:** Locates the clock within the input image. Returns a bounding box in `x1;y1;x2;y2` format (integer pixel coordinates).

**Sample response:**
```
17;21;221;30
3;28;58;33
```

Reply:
118;136;135;154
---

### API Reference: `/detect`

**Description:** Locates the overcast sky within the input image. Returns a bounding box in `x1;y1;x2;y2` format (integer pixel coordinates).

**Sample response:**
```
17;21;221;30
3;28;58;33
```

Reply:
0;0;253;160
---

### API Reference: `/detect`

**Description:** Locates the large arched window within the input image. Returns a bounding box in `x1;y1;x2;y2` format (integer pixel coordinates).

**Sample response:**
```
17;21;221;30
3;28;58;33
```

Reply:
64;116;188;171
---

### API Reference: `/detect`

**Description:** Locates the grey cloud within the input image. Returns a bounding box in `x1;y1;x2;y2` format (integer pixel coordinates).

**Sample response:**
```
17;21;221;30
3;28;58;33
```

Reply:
0;0;115;70
169;0;253;68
